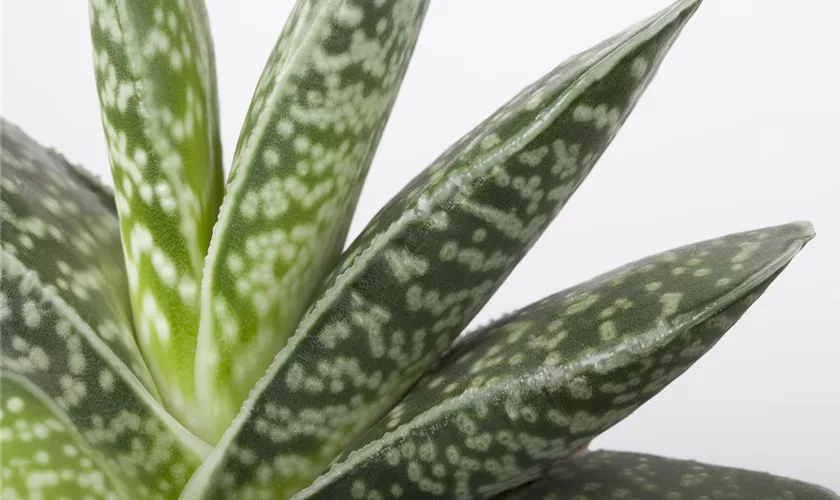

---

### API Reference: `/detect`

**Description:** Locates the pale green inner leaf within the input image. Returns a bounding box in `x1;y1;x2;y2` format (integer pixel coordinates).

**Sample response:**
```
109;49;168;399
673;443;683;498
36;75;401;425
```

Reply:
89;0;225;433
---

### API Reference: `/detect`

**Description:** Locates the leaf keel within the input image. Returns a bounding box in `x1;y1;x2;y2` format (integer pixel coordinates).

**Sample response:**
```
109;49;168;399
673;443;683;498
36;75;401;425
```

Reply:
297;222;813;499
0;120;210;499
496;450;840;499
88;0;225;431
196;0;431;438
183;1;703;498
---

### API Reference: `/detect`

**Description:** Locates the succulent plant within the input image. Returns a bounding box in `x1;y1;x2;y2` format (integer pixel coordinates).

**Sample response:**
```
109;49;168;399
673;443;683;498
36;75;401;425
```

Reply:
0;0;836;498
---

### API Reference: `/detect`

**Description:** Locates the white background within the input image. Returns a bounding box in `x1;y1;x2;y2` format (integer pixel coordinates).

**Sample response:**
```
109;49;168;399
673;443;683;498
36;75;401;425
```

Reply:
3;0;839;491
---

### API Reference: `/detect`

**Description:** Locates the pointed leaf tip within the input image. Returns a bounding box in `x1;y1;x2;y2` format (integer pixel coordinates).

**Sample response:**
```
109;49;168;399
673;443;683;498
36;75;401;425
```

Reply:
195;0;431;438
297;221;811;499
183;1;706;497
791;219;816;239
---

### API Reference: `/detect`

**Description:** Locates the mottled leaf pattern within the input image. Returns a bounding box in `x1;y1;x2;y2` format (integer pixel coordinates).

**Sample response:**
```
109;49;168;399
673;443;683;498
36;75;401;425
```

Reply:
88;0;224;431
4;0;834;497
182;2;702;498
1;375;127;499
1;120;152;390
0;120;210;499
296;222;813;499
195;0;430;438
497;450;840;500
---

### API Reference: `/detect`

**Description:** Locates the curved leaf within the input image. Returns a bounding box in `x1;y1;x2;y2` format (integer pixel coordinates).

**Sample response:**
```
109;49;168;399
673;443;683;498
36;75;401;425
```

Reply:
183;1;703;497
1;374;128;499
296;222;813;499
195;0;430;438
496;450;839;499
0;120;210;498
1;119;152;390
88;0;224;430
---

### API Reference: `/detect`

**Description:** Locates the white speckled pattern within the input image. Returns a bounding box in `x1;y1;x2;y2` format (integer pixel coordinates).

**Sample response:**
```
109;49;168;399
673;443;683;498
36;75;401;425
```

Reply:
182;1;706;498
298;222;812;499
195;0;430;438
1;121;210;499
88;0;225;433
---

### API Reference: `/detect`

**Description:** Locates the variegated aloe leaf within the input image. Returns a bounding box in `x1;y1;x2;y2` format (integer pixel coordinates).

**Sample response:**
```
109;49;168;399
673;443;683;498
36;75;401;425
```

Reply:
88;0;224;431
496;450;840;499
195;0;430;438
183;1;702;497
294;222;813;499
0;374;127;499
0;120;211;498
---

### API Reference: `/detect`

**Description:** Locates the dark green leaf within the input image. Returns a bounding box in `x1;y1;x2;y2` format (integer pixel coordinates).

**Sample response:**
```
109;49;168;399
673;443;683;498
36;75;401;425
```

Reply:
296;222;813;499
1;119;152;390
182;1;703;497
194;0;431;439
1;374;127;499
496;450;839;500
0;120;210;498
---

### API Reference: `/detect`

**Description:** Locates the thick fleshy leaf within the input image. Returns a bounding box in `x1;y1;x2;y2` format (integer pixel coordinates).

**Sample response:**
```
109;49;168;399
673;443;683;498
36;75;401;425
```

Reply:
183;1;702;498
295;222;813;499
88;0;225;430
496;450;840;499
195;0;430;438
1;374;127;499
0;120;211;498
0;119;153;390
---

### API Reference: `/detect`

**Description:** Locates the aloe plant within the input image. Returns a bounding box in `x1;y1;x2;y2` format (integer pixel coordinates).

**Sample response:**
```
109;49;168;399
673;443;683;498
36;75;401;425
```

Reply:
0;0;835;498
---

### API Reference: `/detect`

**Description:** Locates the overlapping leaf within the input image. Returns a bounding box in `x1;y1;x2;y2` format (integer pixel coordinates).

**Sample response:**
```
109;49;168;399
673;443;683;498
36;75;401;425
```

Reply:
1;120;152;390
497;450;840;499
88;0;224;432
1;375;127;499
0;120;210;498
296;222;813;499
182;1;703;497
195;0;431;438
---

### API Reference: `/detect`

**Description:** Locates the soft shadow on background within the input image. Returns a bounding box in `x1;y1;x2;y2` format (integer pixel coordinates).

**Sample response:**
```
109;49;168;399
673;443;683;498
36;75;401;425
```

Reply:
3;0;838;490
